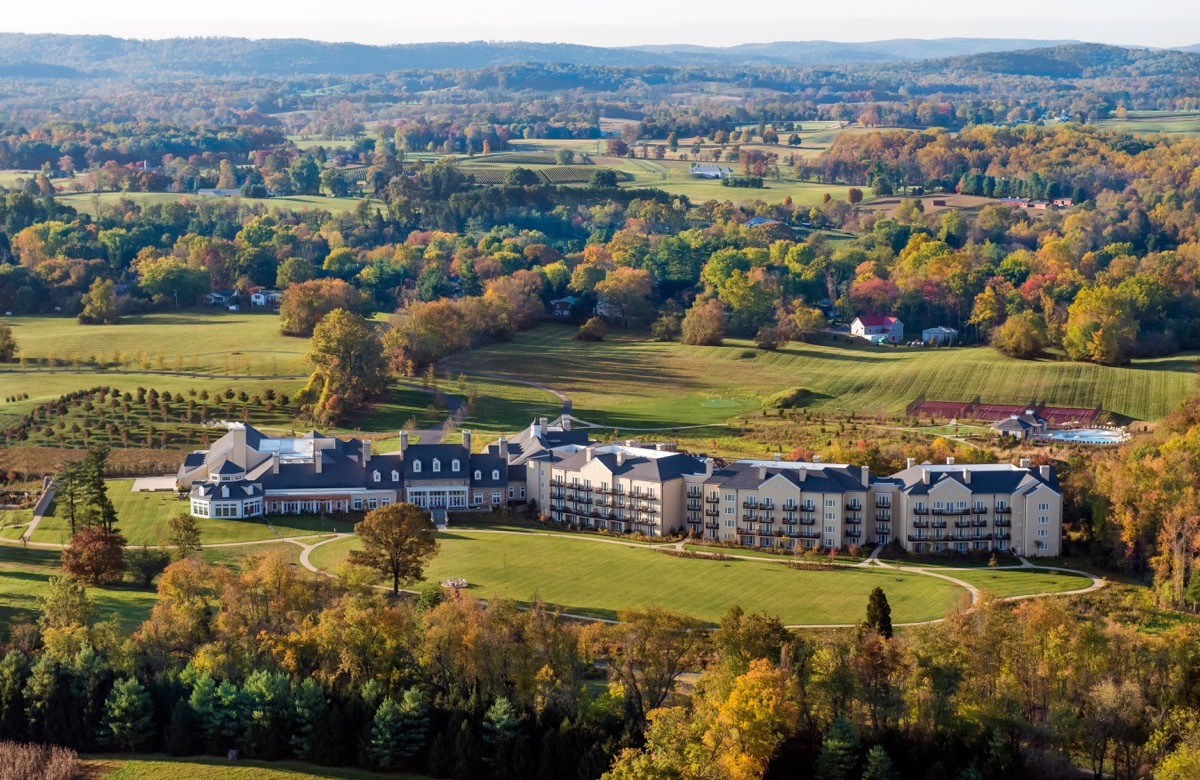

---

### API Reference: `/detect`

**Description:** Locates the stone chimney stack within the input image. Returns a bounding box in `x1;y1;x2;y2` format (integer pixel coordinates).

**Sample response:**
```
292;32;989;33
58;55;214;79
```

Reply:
758;465;767;480
561;416;571;431
861;466;870;487
531;418;542;438
962;469;971;484
616;451;626;467
400;430;409;457
314;452;323;474
271;452;280;475
362;439;371;464
498;436;509;460
922;469;931;485
906;457;915;469
1039;465;1052;480
462;429;472;454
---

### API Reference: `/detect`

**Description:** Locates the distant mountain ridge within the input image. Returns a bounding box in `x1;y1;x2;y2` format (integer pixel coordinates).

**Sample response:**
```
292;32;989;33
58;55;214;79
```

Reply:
0;33;1087;78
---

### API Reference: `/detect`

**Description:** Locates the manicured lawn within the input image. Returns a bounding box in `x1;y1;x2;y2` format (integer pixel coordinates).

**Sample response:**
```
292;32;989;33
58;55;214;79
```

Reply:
681;543;864;564
200;541;306;568
447;325;1195;424
309;531;967;625
82;754;428;779
55;191;377;217
33;480;360;545
0;559;156;632
940;567;1093;599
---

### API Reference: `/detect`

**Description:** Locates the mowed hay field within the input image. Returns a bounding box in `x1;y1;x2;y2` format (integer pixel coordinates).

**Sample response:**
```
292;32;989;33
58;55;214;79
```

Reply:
82;755;430;780
309;530;967;625
1092;111;1200;136
448;326;1197;425
54;191;376;217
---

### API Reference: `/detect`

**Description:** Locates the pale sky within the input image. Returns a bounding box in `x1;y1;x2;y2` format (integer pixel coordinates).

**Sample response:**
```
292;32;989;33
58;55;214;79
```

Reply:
3;1;1199;48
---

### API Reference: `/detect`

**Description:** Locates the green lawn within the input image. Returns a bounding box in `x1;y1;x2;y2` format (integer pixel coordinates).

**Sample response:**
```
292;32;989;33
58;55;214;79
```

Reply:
446;325;1195;425
200;541;306;568
309;531;968;625
1092;111;1200;136
940;567;1093;599
32;480;359;545
0;556;156;632
83;754;429;779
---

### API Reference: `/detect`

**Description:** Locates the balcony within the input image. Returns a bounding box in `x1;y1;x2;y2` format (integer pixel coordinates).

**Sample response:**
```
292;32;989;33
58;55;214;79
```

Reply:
800;518;816;526
550;477;564;486
913;507;928;515
955;520;971;529
687;501;702;511
845;516;861;525
782;516;797;525
995;532;1012;541
799;530;820;540
705;495;719;504
971;519;989;528
687;489;702;499
972;506;988;514
783;503;798;511
875;501;891;509
875;524;890;534
845;530;862;539
687;518;701;526
907;534;927;542
760;502;774;511
742;500;758;509
705;521;720;529
995;518;1011;527
932;521;947;529
845;502;862;511
875;512;891;522
912;520;929;529
995;506;1011;514
758;515;774;525
705;508;720;517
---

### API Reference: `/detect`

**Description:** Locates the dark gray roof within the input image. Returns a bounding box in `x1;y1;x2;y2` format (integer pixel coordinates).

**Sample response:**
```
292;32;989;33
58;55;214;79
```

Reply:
191;479;263;500
213;461;245;475
470;453;509;487
705;462;866;493
504;421;592;466
402;443;471;480
556;448;706;482
183;453;206;469
898;466;1059;496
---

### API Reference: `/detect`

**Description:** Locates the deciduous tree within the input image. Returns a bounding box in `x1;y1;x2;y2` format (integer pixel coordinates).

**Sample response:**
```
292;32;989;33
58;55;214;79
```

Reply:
348;503;439;595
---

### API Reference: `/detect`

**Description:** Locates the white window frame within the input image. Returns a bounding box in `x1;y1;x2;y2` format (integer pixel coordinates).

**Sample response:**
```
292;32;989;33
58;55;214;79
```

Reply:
433;459;441;473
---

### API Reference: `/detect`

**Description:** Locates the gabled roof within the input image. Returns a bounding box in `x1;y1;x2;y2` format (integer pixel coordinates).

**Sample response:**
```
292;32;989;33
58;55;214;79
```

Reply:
895;464;1060;496
855;315;900;327
556;445;707;482
402;443;471;480
705;460;866;493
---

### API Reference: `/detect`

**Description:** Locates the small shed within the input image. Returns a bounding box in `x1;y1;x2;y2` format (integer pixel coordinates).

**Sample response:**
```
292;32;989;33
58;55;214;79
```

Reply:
922;326;958;345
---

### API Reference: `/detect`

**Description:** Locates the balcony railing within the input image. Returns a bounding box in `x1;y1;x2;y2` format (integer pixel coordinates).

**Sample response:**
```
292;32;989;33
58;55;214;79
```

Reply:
932;521;947;529
912;520;929;529
995;518;1011;527
913;507;928;515
972;506;988;514
705;521;720;529
782;517;797;525
971;519;988;528
705;508;720;517
845;516;861;525
995;506;1011;514
845;502;862;511
705;496;719;504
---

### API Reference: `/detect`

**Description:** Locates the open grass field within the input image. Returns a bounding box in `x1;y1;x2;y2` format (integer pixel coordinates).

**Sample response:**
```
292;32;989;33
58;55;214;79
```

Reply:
53;191;377;217
1092;111;1200;136
33;480;359;545
447;325;1197;425
84;754;429;779
0;545;156;631
939;567;1093;599
308;530;968;625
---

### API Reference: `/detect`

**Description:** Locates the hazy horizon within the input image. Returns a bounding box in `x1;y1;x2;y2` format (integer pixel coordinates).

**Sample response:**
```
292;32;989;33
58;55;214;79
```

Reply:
3;1;1199;49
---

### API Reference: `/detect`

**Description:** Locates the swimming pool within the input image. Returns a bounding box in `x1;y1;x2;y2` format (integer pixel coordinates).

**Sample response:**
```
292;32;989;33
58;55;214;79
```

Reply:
1042;428;1128;445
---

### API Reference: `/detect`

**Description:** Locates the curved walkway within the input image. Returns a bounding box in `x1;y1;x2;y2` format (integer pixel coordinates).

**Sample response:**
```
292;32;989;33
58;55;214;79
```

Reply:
446;368;572;416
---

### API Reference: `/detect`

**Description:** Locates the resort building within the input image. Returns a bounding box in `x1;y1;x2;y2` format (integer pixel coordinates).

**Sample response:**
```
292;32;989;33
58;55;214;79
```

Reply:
891;458;1062;557
177;424;507;519
990;410;1049;441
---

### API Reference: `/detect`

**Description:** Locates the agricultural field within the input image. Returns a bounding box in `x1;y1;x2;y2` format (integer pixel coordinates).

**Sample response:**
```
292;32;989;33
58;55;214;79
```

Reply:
32;479;357;545
308;530;969;625
1092;110;1200;136
447;325;1195;426
83;754;429;779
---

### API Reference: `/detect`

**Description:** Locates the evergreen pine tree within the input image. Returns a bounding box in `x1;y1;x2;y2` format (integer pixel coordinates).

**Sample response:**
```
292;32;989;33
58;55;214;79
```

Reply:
365;697;405;769
452;718;481;780
395;687;430;766
290;677;327;762
865;587;894;638
815;716;860;780
101;677;154;750
862;745;898;780
0;650;28;741
482;696;523;778
165;697;198;756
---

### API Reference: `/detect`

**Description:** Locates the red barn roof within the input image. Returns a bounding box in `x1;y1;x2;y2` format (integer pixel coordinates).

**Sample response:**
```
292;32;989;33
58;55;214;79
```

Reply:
855;315;900;327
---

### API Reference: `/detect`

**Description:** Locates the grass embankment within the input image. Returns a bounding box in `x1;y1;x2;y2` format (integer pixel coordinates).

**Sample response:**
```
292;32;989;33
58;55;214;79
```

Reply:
32;480;356;545
449;325;1195;426
941;567;1092;599
309;530;967;625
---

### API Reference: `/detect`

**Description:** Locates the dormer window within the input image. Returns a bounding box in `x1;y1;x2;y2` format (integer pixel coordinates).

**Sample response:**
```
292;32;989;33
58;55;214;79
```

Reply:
451;459;460;472
492;469;500;480
474;470;482;481
413;460;421;473
433;459;441;473
373;470;380;482
391;470;399;482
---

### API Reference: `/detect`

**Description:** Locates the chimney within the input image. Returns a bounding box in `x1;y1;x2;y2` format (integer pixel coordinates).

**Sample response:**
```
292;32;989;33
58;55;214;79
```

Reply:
616;451;626;467
758;465;767;480
314;452;322;474
906;457;915;469
813;455;822;464
773;453;782;461
1019;457;1031;469
498;436;509;460
531;418;542;438
861;466;869;487
922;469;931;485
1039;464;1051;480
462;429;472;453
962;469;971;484
400;430;409;457
797;468;807;482
946;456;955;465
362;439;371;464
561;416;571;431
271;452;279;474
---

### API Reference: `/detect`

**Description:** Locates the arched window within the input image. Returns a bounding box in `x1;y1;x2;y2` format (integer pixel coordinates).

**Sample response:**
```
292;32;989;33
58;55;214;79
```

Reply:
391;470;399;482
474;470;482;481
413;460;421;473
451;459;460;472
492;469;500;480
433;459;441;473
373;470;381;482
